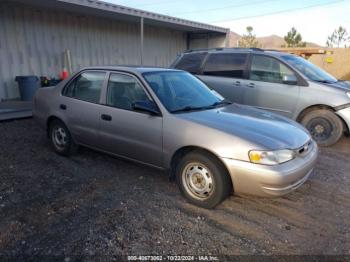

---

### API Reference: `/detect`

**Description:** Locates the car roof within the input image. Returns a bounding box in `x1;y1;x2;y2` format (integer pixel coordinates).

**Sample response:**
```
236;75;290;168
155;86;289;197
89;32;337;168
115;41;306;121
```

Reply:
182;48;293;58
79;65;182;74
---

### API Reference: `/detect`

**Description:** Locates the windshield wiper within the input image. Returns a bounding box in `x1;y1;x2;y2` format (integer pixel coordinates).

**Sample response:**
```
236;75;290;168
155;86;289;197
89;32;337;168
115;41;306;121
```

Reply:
171;106;207;113
209;99;232;107
313;79;337;84
171;100;232;113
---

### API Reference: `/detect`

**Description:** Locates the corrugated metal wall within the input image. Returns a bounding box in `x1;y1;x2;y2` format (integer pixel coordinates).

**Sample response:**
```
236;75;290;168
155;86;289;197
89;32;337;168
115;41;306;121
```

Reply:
143;26;187;67
0;2;187;100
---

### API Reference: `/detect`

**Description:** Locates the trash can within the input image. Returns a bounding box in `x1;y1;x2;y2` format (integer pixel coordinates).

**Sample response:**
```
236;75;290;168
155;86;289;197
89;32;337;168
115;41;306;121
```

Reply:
15;76;40;101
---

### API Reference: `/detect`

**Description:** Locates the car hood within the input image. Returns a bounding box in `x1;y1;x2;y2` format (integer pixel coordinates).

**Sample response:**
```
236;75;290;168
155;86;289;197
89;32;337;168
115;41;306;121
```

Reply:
177;104;311;150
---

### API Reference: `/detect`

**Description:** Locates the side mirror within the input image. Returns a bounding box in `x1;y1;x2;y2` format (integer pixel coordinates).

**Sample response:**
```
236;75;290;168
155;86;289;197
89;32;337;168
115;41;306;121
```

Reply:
282;75;298;85
133;100;161;116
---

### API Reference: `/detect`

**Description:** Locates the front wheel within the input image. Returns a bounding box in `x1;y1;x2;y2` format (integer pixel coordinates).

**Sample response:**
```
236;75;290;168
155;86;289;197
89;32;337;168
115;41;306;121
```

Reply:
301;109;344;147
175;151;232;209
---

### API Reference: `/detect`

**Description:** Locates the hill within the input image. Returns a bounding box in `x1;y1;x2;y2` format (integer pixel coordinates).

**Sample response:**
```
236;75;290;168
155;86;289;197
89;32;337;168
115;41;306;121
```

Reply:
228;32;320;48
257;35;285;48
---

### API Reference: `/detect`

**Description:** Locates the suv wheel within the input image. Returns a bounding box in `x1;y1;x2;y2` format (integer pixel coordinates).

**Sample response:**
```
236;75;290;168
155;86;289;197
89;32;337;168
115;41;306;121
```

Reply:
175;151;232;209
49;119;77;156
301;109;344;147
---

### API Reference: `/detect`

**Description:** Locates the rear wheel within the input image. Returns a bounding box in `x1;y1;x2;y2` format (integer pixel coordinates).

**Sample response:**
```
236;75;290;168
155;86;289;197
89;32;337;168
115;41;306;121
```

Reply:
301;109;344;147
49;119;77;156
175;151;232;209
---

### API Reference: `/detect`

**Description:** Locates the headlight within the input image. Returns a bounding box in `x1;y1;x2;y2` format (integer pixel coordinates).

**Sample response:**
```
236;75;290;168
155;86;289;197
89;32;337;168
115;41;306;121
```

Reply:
249;149;296;165
347;92;350;99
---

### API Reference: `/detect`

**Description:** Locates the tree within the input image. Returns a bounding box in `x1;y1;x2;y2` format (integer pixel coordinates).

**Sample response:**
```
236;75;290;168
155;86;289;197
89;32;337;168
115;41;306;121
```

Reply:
238;26;259;48
283;27;306;47
326;26;350;48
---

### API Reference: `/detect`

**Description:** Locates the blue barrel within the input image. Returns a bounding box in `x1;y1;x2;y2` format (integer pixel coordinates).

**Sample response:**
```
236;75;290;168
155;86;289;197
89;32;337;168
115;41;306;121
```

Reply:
15;76;40;101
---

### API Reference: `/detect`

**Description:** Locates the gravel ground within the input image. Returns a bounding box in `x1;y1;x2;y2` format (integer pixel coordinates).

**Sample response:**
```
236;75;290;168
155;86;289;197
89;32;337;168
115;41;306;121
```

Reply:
0;119;349;259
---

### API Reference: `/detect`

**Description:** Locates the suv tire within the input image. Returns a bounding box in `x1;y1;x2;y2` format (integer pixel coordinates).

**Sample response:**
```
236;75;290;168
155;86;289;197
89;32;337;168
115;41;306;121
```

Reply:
301;109;344;147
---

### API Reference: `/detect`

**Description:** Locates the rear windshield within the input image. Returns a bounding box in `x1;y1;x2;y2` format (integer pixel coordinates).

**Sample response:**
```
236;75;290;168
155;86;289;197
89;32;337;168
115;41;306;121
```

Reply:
173;52;207;74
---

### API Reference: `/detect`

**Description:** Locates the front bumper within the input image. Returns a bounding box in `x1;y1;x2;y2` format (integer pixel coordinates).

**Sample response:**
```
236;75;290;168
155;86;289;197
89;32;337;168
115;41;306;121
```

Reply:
336;106;350;132
221;141;318;197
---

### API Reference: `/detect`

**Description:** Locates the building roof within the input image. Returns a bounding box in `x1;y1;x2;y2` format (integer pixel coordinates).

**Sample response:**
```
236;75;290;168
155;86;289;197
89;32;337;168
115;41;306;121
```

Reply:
8;0;228;34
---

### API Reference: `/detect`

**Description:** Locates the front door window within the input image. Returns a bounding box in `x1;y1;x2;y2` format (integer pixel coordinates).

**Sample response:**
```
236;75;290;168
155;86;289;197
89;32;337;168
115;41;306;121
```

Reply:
250;55;295;84
106;73;150;111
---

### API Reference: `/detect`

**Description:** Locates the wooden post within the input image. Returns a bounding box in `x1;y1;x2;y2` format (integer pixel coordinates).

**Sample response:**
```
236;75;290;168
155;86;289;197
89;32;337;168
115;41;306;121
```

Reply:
140;17;144;65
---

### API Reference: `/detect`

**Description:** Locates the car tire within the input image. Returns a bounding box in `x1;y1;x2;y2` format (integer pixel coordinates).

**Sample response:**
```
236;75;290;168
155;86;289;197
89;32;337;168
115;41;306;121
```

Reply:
301;109;344;147
49;119;78;156
175;150;232;209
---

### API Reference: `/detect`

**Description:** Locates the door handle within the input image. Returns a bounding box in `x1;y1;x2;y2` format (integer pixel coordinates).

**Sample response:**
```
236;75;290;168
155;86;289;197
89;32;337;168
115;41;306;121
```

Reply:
234;81;241;86
101;114;112;121
247;83;255;88
60;104;67;110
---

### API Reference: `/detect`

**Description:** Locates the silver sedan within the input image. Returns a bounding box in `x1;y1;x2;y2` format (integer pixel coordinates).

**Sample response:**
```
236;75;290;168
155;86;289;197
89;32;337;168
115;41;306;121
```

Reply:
33;67;318;208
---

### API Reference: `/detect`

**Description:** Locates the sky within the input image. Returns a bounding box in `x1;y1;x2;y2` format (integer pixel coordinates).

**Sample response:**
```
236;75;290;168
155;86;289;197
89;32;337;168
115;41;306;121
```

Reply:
102;0;350;46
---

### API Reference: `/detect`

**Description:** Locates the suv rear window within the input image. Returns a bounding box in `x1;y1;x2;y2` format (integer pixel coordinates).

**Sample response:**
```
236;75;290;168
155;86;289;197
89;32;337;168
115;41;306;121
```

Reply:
174;52;207;74
203;53;248;78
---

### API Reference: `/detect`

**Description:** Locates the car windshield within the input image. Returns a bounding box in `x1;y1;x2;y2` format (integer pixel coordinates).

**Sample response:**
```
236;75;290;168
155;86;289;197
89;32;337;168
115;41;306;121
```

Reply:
143;71;229;113
281;55;337;83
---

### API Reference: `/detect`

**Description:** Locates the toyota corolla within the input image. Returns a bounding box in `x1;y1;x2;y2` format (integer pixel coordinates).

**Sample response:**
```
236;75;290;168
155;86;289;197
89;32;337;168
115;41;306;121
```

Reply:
33;67;318;208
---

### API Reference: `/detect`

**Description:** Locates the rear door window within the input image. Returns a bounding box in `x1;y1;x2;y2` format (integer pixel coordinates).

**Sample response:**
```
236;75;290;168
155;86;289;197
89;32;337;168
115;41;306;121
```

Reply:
203;53;248;78
174;52;207;74
63;71;106;103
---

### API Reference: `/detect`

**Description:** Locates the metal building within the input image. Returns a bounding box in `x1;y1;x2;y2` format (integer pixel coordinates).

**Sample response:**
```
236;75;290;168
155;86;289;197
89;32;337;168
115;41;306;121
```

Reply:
0;0;228;100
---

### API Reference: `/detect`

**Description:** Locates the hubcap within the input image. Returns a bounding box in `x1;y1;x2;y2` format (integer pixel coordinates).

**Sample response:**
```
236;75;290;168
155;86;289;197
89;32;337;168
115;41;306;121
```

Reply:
315;124;325;134
307;117;333;142
52;126;67;149
182;163;214;200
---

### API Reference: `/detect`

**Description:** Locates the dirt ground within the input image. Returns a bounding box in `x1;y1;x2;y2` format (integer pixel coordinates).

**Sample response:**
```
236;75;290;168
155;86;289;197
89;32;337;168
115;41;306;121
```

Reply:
0;119;349;259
